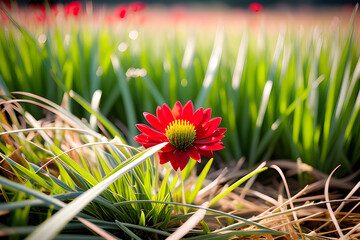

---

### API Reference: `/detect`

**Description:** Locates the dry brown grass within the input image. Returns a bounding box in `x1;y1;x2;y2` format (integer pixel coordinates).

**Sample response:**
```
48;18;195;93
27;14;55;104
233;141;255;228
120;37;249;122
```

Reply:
181;158;360;239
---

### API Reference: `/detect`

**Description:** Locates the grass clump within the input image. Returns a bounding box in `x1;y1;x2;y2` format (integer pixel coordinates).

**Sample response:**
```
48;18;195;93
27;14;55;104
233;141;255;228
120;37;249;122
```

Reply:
0;93;279;239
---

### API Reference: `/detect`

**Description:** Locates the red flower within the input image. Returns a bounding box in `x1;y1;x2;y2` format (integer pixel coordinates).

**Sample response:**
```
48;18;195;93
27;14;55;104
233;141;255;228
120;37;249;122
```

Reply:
129;2;146;12
249;2;263;12
64;1;81;16
115;5;127;19
134;101;226;171
35;5;46;23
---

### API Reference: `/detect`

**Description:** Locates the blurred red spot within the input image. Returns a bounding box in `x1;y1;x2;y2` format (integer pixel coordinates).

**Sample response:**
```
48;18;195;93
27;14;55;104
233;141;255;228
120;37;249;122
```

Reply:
39;5;46;13
35;14;46;22
139;16;146;25
172;5;186;23
342;4;355;16
0;13;9;22
249;2;263;12
0;0;11;9
115;5;127;19
35;5;46;22
0;0;11;22
51;5;59;16
64;1;81;16
129;2;146;12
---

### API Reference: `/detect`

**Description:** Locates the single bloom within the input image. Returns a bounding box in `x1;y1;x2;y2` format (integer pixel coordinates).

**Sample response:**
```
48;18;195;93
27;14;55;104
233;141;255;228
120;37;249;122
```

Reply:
129;2;147;12
134;100;226;171
249;2;263;13
35;5;46;23
115;5;127;19
64;1;81;16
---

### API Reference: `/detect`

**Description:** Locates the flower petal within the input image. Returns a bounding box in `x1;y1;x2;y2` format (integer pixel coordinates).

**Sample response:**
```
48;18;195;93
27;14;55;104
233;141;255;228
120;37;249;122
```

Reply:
192;107;204;126
172;150;190;171
182;100;194;121
172;101;183;119
144;112;165;133
194;135;225;144
195;108;212;129
170;157;179;170
157;104;175;126
134;133;149;144
214;128;227;135
158;151;173;164
161;142;176;152
202;108;212;123
136;124;166;140
197;148;213;158
134;134;164;148
199;142;225;151
197;117;222;139
187;145;201;162
163;103;175;122
142;142;162;148
156;106;167;126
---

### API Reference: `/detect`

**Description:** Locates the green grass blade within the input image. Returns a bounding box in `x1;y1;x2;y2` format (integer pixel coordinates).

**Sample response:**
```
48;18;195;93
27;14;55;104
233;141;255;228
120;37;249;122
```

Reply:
185;230;286;239
110;54;137;143
195;25;224;108
49;145;99;187
187;158;213;203
141;75;166;105
0;153;53;191
248;81;273;166
115;220;142;240
0;176;66;208
114;199;285;234
25;142;167;240
0;199;48;212
209;164;268;206
68;90;126;142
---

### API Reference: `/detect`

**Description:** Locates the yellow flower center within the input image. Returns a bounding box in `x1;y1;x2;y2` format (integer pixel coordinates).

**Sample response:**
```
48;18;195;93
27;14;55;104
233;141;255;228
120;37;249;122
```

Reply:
165;119;196;150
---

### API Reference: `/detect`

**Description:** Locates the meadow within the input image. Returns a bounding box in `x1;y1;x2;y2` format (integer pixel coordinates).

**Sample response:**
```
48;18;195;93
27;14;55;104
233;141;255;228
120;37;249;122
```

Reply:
0;2;360;239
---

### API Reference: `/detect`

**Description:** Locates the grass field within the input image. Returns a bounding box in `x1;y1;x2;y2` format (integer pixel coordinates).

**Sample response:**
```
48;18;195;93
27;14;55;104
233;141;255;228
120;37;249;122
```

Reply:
0;2;360;239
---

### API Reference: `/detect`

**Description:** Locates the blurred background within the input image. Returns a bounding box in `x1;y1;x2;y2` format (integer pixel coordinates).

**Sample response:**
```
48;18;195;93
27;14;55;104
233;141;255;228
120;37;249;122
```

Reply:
21;0;359;7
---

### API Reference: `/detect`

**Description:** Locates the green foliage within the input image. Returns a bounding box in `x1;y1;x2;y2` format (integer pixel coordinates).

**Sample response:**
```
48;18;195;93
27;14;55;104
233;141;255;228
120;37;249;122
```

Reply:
0;7;359;175
0;2;360;172
0;94;280;239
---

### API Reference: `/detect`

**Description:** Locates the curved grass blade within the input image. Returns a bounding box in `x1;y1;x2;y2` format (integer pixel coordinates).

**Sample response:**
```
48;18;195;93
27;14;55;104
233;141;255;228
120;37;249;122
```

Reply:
68;90;126;143
209;163;268;206
115;220;142;240
25;142;167;240
187;158;213;203
141;75;166;105
185;230;285;240
0;199;48;212
88;219;172;237
248;81;273;166
195;25;224;108
114;200;285;234
0;153;53;191
0;176;66;209
110;54;137;143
